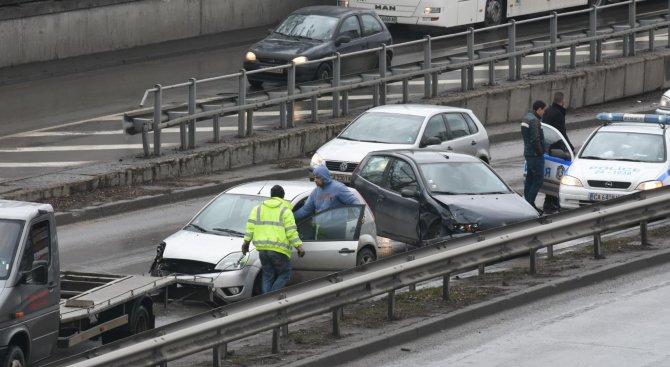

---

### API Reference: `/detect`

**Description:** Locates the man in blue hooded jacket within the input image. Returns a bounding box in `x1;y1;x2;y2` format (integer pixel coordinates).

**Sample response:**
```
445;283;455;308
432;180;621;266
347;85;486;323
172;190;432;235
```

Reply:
294;165;361;223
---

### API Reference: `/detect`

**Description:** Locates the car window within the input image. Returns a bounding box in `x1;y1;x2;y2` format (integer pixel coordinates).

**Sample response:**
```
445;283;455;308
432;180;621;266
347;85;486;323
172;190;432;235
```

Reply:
297;205;364;241
275;14;339;41
339;112;424;144
543;125;571;161
358;155;391;185
445;113;471;139
19;220;51;284
0;219;23;280
580;131;666;163
420;162;510;195
339;15;362;39
462;113;479;134
388;159;419;192
423;114;448;142
361;14;383;37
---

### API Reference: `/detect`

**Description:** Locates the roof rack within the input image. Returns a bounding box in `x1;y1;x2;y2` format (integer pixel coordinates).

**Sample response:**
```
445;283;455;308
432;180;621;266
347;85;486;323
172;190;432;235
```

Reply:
596;112;670;124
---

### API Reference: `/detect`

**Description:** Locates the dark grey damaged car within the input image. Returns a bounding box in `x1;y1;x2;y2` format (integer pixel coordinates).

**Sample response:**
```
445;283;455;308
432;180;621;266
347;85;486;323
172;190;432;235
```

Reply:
351;150;539;246
242;6;393;88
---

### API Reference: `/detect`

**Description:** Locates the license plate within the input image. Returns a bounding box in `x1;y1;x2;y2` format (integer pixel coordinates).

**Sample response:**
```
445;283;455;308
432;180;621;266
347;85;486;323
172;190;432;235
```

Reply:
589;192;622;201
264;67;283;74
332;173;352;184
379;15;397;24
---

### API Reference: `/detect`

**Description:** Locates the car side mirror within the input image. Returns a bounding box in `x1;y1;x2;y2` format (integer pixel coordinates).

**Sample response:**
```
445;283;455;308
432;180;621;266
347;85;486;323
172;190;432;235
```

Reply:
401;188;420;198
335;35;351;46
21;262;48;285
421;136;442;148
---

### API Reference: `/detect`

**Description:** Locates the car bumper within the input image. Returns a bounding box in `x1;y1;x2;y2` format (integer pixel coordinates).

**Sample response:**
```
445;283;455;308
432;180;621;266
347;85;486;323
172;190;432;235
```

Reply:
559;185;633;209
173;265;260;303
243;61;319;84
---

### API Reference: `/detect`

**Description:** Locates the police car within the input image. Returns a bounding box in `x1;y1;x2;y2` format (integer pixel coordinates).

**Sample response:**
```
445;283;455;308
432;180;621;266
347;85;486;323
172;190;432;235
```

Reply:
523;123;575;202
559;113;669;209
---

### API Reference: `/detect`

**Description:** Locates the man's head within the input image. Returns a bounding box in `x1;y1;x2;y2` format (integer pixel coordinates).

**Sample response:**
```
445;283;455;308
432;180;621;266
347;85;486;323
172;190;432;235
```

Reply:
532;100;547;118
312;165;332;187
553;92;565;107
270;185;285;199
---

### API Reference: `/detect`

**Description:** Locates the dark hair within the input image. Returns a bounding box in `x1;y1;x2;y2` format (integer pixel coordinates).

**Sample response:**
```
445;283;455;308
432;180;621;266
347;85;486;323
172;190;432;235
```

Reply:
270;185;285;199
553;92;565;105
532;100;546;112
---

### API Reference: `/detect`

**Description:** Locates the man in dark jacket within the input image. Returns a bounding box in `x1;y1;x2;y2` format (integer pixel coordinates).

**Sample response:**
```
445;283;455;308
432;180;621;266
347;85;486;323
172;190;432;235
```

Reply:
521;100;547;213
542;92;573;213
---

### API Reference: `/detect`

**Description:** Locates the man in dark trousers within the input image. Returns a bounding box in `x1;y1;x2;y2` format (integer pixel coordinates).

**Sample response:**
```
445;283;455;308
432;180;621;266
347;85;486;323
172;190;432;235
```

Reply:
542;92;573;214
521;100;547;213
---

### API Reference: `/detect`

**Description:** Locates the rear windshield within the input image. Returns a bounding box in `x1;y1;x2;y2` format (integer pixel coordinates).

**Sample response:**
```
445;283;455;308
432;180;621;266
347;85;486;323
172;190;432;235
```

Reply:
0;219;24;280
339;112;424;144
580;131;666;163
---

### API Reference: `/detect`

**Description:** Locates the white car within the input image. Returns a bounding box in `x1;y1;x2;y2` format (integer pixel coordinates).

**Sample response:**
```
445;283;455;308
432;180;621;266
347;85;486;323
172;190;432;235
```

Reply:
150;180;404;304
559;113;670;209
310;104;491;184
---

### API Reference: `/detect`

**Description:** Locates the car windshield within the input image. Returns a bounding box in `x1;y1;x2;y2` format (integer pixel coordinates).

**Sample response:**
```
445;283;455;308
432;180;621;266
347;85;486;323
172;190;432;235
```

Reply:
189;194;266;235
420;162;511;195
580;131;666;163
339;112;425;144
275;14;339;41
0;219;23;280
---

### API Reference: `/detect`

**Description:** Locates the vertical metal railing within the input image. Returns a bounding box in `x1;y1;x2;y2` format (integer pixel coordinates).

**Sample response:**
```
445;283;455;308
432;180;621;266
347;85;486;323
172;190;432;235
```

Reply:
153;84;162;157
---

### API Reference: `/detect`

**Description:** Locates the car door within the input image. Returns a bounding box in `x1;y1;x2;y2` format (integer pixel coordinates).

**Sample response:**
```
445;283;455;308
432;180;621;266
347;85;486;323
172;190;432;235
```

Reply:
336;15;369;75
292;205;365;274
444;112;479;156
375;158;421;243
351;154;392;214
360;13;391;68
420;113;450;151
540;123;574;196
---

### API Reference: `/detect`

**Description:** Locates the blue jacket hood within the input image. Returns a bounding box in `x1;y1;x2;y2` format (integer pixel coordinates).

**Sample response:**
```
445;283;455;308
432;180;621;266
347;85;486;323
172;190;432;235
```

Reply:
313;165;332;184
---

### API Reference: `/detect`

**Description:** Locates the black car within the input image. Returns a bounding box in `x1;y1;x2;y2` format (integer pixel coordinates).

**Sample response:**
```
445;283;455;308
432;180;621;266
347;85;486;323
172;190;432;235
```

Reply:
243;6;393;88
351;150;539;245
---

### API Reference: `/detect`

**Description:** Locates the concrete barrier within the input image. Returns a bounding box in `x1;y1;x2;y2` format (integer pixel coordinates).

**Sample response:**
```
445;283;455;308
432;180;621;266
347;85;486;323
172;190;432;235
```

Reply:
0;0;331;67
3;49;670;202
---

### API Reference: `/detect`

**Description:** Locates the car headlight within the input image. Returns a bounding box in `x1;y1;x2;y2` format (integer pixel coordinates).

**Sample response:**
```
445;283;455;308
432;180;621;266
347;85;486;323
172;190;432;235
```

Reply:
560;175;583;187
424;7;441;13
454;223;479;233
292;56;308;65
214;251;249;271
636;181;663;190
245;52;257;62
310;152;324;167
660;96;670;108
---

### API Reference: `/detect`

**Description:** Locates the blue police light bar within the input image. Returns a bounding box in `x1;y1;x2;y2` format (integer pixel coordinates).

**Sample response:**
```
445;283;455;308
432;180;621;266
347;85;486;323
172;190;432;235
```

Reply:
597;112;670;124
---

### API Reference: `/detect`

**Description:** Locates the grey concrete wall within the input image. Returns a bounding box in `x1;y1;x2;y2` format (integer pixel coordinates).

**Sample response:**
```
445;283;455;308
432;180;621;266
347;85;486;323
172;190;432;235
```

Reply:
1;0;330;67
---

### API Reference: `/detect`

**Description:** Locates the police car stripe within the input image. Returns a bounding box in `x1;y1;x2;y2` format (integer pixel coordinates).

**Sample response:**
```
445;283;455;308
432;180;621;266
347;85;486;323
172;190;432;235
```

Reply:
656;170;670;182
544;154;572;166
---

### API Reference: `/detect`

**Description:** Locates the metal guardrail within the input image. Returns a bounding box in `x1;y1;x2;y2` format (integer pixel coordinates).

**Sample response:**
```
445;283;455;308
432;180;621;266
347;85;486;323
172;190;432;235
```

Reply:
60;185;670;367
122;0;670;158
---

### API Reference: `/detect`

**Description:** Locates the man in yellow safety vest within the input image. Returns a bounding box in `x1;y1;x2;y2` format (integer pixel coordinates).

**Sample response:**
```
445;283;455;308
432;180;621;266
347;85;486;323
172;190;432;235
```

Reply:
242;185;305;293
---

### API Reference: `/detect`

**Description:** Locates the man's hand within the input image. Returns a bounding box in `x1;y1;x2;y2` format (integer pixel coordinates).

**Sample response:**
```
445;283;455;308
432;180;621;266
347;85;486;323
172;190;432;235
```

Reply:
297;246;306;258
241;241;250;255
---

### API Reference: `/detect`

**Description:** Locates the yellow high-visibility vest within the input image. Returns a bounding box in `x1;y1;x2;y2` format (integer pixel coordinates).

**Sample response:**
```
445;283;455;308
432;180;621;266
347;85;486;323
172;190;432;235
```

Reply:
244;197;302;258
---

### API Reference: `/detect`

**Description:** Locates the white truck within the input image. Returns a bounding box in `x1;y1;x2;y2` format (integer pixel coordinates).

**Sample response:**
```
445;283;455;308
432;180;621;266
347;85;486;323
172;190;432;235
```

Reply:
0;200;175;367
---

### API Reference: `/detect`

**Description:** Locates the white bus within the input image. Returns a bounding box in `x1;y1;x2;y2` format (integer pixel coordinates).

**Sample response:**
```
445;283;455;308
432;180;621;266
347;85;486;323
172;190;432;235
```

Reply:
337;0;610;28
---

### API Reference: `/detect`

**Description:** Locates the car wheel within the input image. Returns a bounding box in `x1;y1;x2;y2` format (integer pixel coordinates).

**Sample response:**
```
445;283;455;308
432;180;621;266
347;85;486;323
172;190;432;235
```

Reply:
356;247;376;266
3;345;25;367
248;79;263;89
315;63;332;82
102;304;152;344
484;0;505;27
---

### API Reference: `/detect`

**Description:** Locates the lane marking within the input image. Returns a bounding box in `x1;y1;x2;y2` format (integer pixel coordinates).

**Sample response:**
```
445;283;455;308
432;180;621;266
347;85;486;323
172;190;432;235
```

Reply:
0;144;179;152
0;161;94;168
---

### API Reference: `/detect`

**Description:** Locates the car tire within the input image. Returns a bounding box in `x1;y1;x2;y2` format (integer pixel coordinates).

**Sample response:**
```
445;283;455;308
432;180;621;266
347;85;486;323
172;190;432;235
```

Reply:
249;79;263;89
3;345;25;367
101;304;152;344
315;63;332;82
356;247;376;266
484;0;505;27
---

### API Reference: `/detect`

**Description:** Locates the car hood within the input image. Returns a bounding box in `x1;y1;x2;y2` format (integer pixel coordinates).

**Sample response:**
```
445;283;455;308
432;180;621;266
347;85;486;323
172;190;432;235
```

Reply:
162;230;242;264
567;159;666;184
317;138;415;164
432;193;539;230
252;37;324;59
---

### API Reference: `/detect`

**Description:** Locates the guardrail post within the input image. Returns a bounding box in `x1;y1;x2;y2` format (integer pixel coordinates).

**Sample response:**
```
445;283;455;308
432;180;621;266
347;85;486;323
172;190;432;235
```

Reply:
640;221;649;246
141;122;150;158
212;115;220;143
280;102;287;129
333;53;341;118
402;77;409;103
387;290;395;320
238;71;247;137
589;6;598;64
379;44;387;105
628;0;636;56
550;12;557;73
478;264;485;277
188;78;196;149
272;327;280;353
153;84;162;157
287;63;296;128
332;307;342;338
467;27;475;90
508;20;517;81
423;35;432;98
547;245;554;259
593;233;603;259
667;0;670;48
529;249;537;275
212;344;225;367
442;274;450;301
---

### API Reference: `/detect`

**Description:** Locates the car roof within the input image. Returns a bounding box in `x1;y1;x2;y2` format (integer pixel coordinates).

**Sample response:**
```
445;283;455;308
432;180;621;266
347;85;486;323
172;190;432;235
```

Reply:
368;149;481;164
362;104;471;118
292;5;371;18
596;122;667;135
0;200;53;221
225;180;314;201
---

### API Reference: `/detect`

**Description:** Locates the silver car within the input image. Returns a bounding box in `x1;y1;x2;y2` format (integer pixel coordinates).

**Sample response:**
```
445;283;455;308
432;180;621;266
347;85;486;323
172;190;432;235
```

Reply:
150;180;399;304
310;104;491;184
